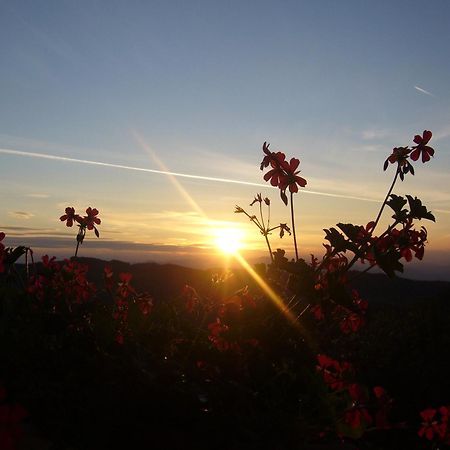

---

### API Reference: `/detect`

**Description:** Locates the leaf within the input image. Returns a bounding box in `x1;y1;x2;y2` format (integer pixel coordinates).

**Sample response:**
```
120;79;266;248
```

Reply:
387;194;407;213
323;227;348;253
373;247;404;278
94;227;100;238
337;223;361;241
280;190;288;206
386;194;408;222
406;195;436;222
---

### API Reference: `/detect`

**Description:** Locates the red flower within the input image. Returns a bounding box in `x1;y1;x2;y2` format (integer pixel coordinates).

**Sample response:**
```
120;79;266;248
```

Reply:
60;207;81;227
83;207;101;230
417;408;447;441
411;130;434;163
117;272;136;298
278;158;307;193
344;384;372;429
263;153;288;187
260;142;286;170
383;147;414;180
316;354;353;391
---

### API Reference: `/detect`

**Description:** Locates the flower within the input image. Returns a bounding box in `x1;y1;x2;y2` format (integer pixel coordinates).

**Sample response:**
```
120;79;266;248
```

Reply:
60;207;80;227
83;207;101;230
263;153;288;187
383;147;415;180
260;142;286;170
278;158;307;193
418;408;438;440
344;384;372;429
316;354;353;391
411;130;434;163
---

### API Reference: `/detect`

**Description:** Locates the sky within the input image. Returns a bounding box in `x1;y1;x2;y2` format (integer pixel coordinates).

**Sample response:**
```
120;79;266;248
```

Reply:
1;0;449;280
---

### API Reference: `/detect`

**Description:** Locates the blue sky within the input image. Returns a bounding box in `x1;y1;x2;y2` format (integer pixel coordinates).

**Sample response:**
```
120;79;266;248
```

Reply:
1;0;449;279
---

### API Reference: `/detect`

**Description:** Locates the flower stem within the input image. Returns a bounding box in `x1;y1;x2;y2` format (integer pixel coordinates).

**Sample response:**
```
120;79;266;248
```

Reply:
74;240;80;258
264;233;274;263
372;167;400;233
290;191;299;261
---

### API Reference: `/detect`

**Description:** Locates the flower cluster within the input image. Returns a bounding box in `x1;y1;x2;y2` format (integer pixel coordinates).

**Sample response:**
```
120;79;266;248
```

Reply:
105;268;153;344
27;255;96;306
260;142;307;205
317;355;393;434
60;206;101;256
384;130;434;180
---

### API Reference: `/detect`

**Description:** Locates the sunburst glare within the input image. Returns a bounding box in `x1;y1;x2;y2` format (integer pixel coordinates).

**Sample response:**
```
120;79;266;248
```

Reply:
214;227;244;254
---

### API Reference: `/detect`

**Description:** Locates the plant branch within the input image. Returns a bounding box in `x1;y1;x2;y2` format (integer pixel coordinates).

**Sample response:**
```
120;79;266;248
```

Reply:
290;191;299;261
372;166;400;233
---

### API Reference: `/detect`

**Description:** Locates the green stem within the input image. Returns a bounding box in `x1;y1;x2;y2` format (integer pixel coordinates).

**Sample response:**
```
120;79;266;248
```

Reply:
290;191;299;261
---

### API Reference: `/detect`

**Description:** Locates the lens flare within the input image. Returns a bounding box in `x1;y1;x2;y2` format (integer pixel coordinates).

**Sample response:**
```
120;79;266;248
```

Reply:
214;228;243;254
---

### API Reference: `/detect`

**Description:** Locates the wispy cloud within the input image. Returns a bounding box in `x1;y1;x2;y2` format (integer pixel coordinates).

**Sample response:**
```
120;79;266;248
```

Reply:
8;211;34;219
414;85;435;97
26;193;49;199
0;147;384;204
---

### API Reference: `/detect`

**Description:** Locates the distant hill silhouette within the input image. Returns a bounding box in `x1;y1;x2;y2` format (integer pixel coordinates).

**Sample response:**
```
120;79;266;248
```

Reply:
53;258;450;305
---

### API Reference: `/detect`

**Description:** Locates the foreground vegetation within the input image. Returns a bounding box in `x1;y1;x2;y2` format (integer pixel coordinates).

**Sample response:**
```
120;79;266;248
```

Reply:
1;131;448;449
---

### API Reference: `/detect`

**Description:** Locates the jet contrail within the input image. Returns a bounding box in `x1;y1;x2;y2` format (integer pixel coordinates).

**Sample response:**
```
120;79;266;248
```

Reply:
414;85;435;97
0;147;380;203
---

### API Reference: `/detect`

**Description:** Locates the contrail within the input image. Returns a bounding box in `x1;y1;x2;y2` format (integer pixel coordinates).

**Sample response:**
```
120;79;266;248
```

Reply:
414;85;435;97
0;147;380;203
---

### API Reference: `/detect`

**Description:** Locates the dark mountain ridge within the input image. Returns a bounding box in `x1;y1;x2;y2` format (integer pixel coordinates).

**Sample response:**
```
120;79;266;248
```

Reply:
25;257;450;305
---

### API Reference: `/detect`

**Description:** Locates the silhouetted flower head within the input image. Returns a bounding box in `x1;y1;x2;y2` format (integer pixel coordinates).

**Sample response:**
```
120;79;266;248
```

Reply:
83;207;101;230
60;207;81;227
411;130;434;163
383;147;414;180
278;158;307;193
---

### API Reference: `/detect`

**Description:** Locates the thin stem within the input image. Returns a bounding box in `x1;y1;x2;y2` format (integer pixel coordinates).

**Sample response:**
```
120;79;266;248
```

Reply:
74;239;80;258
74;228;85;258
259;201;265;231
264;233;274;263
372;166;400;233
290;191;299;261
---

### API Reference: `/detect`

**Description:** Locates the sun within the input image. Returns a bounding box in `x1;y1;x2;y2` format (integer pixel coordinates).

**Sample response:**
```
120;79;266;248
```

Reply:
214;228;243;255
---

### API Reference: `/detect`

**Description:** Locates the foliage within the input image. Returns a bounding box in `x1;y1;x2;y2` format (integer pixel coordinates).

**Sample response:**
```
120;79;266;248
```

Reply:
0;130;447;449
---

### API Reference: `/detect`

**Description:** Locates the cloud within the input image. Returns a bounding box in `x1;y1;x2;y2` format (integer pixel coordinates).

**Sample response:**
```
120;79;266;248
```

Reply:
0;147;390;205
26;193;49;199
8;211;34;219
414;85;435;97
